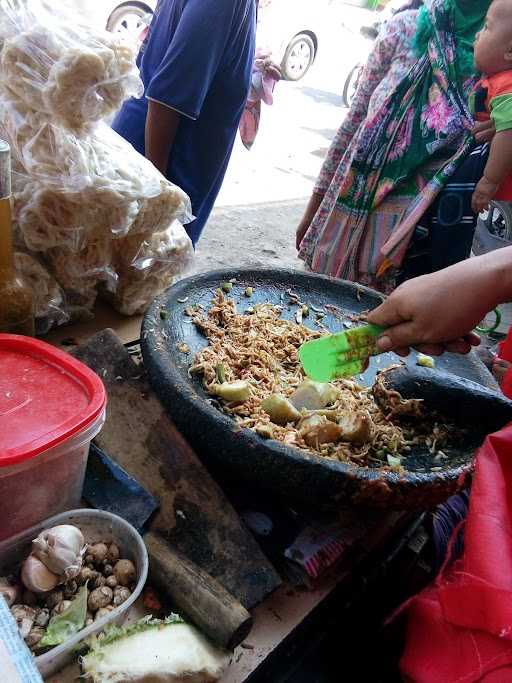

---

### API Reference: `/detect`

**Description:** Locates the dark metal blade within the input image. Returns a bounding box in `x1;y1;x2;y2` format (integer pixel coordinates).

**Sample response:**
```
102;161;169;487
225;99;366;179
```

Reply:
83;443;159;532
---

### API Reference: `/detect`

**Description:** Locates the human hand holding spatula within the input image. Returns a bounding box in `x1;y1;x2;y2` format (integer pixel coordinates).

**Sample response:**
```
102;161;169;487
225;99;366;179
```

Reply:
299;311;500;383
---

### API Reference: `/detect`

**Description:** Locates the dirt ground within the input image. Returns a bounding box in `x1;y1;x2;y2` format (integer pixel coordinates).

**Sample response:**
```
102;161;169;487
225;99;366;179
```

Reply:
191;198;304;275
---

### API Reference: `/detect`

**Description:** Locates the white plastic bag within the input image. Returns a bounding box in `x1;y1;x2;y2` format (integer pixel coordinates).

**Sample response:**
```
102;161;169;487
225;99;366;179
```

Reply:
0;0;194;330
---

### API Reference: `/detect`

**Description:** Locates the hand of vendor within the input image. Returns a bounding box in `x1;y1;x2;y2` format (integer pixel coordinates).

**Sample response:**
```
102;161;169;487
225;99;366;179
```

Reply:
367;247;512;357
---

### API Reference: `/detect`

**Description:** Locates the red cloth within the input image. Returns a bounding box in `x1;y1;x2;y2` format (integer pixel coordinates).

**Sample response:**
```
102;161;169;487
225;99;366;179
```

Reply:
401;424;512;683
497;328;512;400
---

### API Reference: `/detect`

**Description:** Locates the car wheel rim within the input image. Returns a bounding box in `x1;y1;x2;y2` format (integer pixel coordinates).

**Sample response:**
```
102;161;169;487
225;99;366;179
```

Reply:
287;41;312;76
113;13;144;36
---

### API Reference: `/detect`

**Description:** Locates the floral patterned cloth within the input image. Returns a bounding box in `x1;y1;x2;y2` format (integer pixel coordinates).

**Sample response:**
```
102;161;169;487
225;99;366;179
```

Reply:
299;0;484;292
313;10;419;197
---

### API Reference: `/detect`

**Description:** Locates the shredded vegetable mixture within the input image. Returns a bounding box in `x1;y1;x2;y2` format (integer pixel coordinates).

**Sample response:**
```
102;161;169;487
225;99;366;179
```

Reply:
190;292;454;467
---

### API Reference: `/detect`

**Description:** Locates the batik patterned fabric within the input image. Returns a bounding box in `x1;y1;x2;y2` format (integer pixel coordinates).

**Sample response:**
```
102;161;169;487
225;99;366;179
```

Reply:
299;0;486;292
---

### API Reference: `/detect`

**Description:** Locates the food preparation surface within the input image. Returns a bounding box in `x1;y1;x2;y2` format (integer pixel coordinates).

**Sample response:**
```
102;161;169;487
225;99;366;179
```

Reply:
142;268;496;510
40;291;494;682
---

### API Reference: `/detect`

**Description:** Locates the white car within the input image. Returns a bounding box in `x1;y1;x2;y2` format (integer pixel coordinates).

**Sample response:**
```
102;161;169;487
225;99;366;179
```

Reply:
72;0;154;39
73;0;370;82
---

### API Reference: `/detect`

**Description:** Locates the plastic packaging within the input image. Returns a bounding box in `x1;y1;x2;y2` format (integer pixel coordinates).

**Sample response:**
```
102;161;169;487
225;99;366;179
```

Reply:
0;0;143;133
0;596;43;682
0;509;149;678
0;0;194;331
0;335;106;540
13;251;68;333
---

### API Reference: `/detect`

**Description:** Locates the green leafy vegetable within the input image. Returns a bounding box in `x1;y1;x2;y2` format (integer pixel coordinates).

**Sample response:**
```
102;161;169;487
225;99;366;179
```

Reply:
215;363;226;384
91;615;183;649
39;584;88;648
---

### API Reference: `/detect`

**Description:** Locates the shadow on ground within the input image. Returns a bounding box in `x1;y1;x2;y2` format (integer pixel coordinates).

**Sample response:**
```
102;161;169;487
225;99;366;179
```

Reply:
299;86;344;108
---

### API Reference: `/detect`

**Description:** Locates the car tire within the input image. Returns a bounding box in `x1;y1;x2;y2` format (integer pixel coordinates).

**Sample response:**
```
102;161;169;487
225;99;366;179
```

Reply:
281;33;316;82
473;201;512;256
107;3;149;36
495;201;512;241
342;64;363;108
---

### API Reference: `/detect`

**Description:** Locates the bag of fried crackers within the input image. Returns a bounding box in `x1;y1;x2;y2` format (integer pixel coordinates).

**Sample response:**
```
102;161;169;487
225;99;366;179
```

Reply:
0;0;193;333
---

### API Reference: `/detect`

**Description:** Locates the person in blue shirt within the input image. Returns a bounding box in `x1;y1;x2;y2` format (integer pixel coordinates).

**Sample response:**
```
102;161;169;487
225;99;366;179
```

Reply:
113;0;257;245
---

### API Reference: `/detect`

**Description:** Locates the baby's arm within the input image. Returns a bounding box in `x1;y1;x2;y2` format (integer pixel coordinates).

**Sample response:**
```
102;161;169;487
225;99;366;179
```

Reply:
472;87;512;214
472;129;512;213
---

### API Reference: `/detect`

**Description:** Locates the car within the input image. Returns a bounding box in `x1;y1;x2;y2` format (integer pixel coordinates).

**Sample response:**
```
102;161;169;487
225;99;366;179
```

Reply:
72;0;372;82
72;0;155;39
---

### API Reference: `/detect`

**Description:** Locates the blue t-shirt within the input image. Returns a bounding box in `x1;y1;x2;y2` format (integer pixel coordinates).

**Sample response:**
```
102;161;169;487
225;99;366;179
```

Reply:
113;0;256;245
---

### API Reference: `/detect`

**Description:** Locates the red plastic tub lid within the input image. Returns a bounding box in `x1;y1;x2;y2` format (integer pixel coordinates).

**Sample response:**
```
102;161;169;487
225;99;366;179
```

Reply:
0;335;106;467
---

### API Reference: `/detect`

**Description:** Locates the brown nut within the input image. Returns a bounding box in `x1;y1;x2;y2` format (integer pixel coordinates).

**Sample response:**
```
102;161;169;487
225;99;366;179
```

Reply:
88;543;109;565
63;580;78;599
52;600;72;617
113;560;136;587
25;626;45;649
93;575;106;589
107;543;120;563
88;586;113;612
34;607;50;628
45;590;64;610
78;567;96;585
11;605;36;639
113;586;131;607
105;575;118;589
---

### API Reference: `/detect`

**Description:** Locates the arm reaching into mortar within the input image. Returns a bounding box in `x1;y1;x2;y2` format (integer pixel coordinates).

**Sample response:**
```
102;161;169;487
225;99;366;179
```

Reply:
367;247;512;357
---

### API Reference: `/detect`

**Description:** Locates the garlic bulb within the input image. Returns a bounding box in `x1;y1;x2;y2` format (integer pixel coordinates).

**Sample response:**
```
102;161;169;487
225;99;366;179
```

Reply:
21;555;60;594
32;524;86;579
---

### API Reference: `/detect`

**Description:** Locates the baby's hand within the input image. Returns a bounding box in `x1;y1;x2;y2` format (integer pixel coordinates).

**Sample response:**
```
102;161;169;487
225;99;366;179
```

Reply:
471;120;496;144
472;177;499;214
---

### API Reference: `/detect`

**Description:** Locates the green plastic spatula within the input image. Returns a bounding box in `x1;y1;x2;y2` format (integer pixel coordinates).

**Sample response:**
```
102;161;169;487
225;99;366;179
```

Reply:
299;324;386;382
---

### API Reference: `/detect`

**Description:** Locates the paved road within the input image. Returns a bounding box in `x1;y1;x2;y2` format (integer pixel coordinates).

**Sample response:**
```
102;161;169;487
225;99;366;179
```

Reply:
217;5;373;207
194;7;373;273
192;199;305;275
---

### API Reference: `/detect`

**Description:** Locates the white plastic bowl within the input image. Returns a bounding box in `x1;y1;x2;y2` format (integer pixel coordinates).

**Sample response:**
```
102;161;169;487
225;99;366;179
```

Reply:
0;509;149;678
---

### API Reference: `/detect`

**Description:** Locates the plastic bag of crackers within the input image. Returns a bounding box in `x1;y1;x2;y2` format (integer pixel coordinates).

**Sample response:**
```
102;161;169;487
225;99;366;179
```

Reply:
0;0;194;332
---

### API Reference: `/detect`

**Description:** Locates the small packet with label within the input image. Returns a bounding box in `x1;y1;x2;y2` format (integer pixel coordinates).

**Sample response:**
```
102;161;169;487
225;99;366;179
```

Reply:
0;596;43;683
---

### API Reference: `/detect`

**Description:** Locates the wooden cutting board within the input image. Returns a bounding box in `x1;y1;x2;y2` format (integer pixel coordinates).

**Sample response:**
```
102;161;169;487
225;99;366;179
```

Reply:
74;329;281;613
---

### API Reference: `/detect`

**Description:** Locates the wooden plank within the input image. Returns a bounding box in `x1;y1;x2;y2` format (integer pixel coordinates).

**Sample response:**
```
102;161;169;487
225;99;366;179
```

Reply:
73;329;281;610
44;301;143;347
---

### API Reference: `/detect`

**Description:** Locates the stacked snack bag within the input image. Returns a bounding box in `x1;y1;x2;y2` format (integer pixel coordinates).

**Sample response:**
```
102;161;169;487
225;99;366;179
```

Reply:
0;0;193;332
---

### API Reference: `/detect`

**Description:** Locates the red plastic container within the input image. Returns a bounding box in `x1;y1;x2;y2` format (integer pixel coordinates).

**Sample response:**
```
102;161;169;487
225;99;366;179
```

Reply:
0;335;106;540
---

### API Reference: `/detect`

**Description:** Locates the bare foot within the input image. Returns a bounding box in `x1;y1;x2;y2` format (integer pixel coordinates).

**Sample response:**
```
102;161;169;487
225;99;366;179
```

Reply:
492;358;512;386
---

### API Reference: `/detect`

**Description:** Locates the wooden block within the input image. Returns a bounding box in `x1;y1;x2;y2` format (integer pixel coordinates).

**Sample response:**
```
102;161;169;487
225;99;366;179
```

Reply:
74;329;281;610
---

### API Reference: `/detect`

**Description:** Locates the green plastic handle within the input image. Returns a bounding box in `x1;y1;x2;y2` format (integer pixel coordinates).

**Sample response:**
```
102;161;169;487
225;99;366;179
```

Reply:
476;308;502;334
